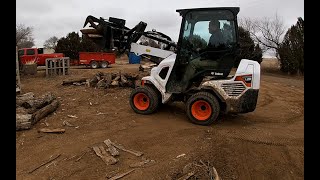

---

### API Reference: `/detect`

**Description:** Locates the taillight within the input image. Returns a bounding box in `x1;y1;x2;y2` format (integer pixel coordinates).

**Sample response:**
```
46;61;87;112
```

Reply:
235;74;252;87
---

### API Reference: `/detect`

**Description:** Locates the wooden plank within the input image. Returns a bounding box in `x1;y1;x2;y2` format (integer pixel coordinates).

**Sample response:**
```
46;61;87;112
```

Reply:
108;169;135;180
103;139;119;156
38;128;65;133
92;145;118;165
110;141;143;157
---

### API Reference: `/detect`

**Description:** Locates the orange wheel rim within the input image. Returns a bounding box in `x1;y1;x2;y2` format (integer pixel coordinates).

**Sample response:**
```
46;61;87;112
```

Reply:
191;100;212;121
133;93;150;111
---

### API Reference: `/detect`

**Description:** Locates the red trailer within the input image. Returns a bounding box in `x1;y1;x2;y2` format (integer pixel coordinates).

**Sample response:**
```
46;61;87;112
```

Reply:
79;52;116;68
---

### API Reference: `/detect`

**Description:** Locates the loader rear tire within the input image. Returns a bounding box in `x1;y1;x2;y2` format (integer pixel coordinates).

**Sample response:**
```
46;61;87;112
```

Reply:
186;92;220;126
130;86;159;115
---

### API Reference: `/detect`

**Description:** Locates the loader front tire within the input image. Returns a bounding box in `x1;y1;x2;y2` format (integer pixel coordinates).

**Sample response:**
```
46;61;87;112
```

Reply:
186;92;220;126
130;86;159;114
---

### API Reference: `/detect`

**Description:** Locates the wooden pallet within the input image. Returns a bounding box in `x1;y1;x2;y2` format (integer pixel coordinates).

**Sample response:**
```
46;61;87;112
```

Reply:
45;57;70;77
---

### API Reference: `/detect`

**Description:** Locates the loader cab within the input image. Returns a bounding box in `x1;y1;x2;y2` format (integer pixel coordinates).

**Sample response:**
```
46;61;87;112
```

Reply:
166;7;240;93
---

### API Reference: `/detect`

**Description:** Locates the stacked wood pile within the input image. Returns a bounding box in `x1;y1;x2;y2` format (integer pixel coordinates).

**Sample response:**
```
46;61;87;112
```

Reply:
16;92;60;131
62;71;149;89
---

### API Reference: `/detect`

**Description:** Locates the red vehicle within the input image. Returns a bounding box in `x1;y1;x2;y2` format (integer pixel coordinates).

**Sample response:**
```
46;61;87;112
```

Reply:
79;52;116;68
18;48;64;66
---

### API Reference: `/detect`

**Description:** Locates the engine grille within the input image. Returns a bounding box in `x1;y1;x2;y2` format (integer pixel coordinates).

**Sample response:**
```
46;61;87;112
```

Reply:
221;82;246;97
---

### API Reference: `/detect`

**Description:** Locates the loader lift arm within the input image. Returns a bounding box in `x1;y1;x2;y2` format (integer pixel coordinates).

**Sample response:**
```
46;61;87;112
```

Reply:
81;15;177;63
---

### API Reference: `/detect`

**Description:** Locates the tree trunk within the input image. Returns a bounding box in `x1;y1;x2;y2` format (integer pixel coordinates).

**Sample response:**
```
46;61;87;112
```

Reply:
62;78;87;85
22;92;56;109
16;92;35;106
31;100;60;125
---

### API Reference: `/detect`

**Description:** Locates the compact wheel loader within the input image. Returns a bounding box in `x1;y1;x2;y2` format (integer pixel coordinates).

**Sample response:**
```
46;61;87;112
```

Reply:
81;7;260;126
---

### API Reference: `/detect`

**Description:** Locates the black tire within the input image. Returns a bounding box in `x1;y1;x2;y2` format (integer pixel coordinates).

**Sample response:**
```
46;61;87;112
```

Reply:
145;84;162;106
90;61;99;69
100;61;108;68
130;86;159;114
186;92;220;126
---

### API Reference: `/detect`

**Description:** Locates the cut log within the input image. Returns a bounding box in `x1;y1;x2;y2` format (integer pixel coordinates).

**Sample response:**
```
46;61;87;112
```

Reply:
92;145;118;165
16;92;35;106
31;99;60;125
103;139;119;156
110;141;143;157
22;92;56;109
62;78;87;85
16;114;32;130
16;107;27;114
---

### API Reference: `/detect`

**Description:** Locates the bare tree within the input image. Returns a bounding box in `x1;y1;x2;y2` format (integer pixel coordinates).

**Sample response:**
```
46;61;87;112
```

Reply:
239;14;286;57
16;24;35;48
43;36;59;49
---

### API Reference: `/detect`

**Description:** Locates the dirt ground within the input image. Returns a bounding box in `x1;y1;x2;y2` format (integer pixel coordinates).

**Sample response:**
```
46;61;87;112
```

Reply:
16;58;304;180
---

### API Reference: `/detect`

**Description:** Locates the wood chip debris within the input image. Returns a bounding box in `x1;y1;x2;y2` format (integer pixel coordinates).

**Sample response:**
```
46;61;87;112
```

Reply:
67;115;78;118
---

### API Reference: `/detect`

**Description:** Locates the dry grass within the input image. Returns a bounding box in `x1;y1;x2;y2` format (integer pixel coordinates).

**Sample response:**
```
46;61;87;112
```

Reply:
260;58;280;73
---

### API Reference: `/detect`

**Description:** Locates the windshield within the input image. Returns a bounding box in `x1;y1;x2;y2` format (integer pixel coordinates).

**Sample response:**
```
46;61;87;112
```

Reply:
179;9;237;62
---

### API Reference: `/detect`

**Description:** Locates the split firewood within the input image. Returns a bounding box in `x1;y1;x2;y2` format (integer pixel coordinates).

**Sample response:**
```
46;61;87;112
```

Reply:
28;154;61;174
113;75;120;81
97;79;107;89
31;100;60;125
22;92;56;109
199;160;220;180
88;76;99;87
103;139;119;156
16;92;35;106
62;78;87;85
177;172;195;180
92;145;118;165
212;166;220;180
103;73;113;87
110;141;143;157
120;74;127;84
108;169;135;180
38;128;65;133
110;80;119;87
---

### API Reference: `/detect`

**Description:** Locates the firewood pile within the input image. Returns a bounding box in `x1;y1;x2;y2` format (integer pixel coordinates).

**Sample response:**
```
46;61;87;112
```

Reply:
62;71;149;89
16;92;60;131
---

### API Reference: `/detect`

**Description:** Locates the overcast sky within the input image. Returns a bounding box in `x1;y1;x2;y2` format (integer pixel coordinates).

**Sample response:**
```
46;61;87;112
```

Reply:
16;0;304;51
